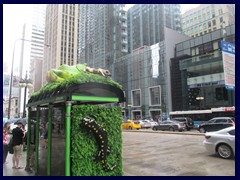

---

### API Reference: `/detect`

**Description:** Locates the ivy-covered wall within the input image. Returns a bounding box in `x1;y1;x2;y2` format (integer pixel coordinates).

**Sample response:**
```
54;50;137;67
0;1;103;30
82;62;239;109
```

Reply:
71;105;123;176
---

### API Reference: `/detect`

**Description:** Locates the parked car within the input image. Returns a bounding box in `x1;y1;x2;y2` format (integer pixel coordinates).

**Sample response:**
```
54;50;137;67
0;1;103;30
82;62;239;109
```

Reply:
203;126;235;159
172;117;194;131
138;120;152;129
141;119;158;128
198;117;235;133
152;120;185;132
122;120;141;130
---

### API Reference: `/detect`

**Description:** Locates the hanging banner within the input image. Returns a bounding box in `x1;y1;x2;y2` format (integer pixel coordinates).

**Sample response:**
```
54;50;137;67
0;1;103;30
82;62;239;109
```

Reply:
151;43;160;78
221;41;235;90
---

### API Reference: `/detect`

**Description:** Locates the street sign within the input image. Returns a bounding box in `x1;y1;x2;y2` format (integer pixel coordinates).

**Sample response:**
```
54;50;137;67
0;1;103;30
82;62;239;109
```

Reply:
221;41;235;90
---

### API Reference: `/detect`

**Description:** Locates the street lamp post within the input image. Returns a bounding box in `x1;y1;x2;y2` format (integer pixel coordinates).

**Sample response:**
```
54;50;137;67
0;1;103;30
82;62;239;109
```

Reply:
8;39;22;119
7;38;50;119
19;71;33;118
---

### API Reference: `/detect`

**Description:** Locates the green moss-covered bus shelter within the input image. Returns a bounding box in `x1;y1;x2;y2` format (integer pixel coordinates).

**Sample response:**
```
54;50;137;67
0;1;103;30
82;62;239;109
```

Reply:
26;82;125;176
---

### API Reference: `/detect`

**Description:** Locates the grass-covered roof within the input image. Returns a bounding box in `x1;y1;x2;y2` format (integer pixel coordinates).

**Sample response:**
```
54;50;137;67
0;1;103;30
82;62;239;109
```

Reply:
29;71;123;103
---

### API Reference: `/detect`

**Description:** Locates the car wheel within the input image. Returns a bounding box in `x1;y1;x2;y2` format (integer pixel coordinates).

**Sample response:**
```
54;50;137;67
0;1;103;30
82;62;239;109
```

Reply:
152;127;157;131
199;127;205;133
217;144;233;159
169;127;174;131
136;128;139;130
128;126;132;130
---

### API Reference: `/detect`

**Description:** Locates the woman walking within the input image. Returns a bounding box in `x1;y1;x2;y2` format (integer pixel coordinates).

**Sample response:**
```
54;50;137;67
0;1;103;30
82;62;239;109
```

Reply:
3;122;11;164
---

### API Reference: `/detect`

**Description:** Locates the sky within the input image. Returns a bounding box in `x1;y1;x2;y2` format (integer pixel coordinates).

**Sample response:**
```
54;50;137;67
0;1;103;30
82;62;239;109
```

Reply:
3;4;200;75
3;4;33;75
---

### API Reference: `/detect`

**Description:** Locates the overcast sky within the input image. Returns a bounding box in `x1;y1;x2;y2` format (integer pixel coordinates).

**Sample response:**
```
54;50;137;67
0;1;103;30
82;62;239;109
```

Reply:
3;4;199;75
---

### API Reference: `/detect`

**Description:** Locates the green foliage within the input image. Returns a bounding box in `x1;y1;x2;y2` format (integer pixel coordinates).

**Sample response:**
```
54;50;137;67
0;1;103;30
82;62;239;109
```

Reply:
30;71;122;100
71;105;123;176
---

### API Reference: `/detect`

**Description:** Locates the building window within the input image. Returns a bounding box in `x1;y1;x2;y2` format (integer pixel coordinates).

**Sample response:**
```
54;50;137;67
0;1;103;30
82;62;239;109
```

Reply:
131;89;141;107
218;9;223;15
220;17;223;23
203;23;207;29
212;19;216;26
215;87;228;100
149;86;161;106
208;21;211;27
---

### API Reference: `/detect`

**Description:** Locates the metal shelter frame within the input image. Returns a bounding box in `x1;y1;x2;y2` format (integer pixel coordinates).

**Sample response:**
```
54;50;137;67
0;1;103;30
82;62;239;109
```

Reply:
25;82;124;176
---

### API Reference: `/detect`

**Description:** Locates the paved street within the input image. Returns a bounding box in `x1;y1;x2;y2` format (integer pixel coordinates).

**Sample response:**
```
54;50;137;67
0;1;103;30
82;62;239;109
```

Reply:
122;130;235;176
3;130;235;176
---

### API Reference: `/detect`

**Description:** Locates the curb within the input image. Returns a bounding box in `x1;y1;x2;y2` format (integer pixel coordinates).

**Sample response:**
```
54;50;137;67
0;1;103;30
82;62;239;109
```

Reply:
122;129;205;136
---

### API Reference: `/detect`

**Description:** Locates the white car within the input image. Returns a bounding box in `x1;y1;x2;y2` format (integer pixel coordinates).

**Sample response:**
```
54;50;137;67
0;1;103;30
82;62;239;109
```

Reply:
138;120;152;129
143;119;158;128
203;126;235;159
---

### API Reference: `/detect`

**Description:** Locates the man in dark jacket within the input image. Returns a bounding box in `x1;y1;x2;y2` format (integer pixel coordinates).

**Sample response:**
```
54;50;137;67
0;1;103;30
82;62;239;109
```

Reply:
12;122;25;169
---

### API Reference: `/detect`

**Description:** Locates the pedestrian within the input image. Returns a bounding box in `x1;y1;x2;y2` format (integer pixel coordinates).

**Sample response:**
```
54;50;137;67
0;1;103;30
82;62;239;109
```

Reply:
29;121;36;173
12;121;25;169
22;124;27;151
3;122;11;164
43;122;48;149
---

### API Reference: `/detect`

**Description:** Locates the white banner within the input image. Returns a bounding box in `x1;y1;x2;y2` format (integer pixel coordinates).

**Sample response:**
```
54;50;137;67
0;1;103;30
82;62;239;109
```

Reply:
221;41;235;90
151;43;160;78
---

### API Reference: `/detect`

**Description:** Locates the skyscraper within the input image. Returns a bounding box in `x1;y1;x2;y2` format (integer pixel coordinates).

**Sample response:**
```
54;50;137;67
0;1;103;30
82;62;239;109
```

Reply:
182;4;235;38
77;4;128;70
43;4;79;85
127;4;182;53
29;4;46;93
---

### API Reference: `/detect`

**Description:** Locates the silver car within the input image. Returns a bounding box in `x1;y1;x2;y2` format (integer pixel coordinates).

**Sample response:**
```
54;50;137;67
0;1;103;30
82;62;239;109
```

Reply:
203;126;235;159
142;119;158;128
138;120;152;129
152;120;186;132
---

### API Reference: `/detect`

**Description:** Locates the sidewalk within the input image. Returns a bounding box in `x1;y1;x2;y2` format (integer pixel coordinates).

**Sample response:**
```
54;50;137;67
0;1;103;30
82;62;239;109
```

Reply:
3;150;32;176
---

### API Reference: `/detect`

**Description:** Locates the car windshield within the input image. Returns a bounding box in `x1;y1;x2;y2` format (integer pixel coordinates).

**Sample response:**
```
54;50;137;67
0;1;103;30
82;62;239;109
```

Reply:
208;119;215;123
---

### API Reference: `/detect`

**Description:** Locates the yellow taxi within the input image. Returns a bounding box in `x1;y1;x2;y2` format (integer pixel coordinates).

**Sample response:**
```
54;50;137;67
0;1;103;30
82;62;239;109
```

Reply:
122;120;141;130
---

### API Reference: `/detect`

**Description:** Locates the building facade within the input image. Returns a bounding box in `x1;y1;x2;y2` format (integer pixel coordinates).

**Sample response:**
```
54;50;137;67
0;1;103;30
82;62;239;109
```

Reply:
43;4;79;85
182;4;235;38
3;74;20;118
77;4;128;70
29;4;46;93
171;24;235;111
127;4;182;53
114;28;189;120
3;97;19;119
